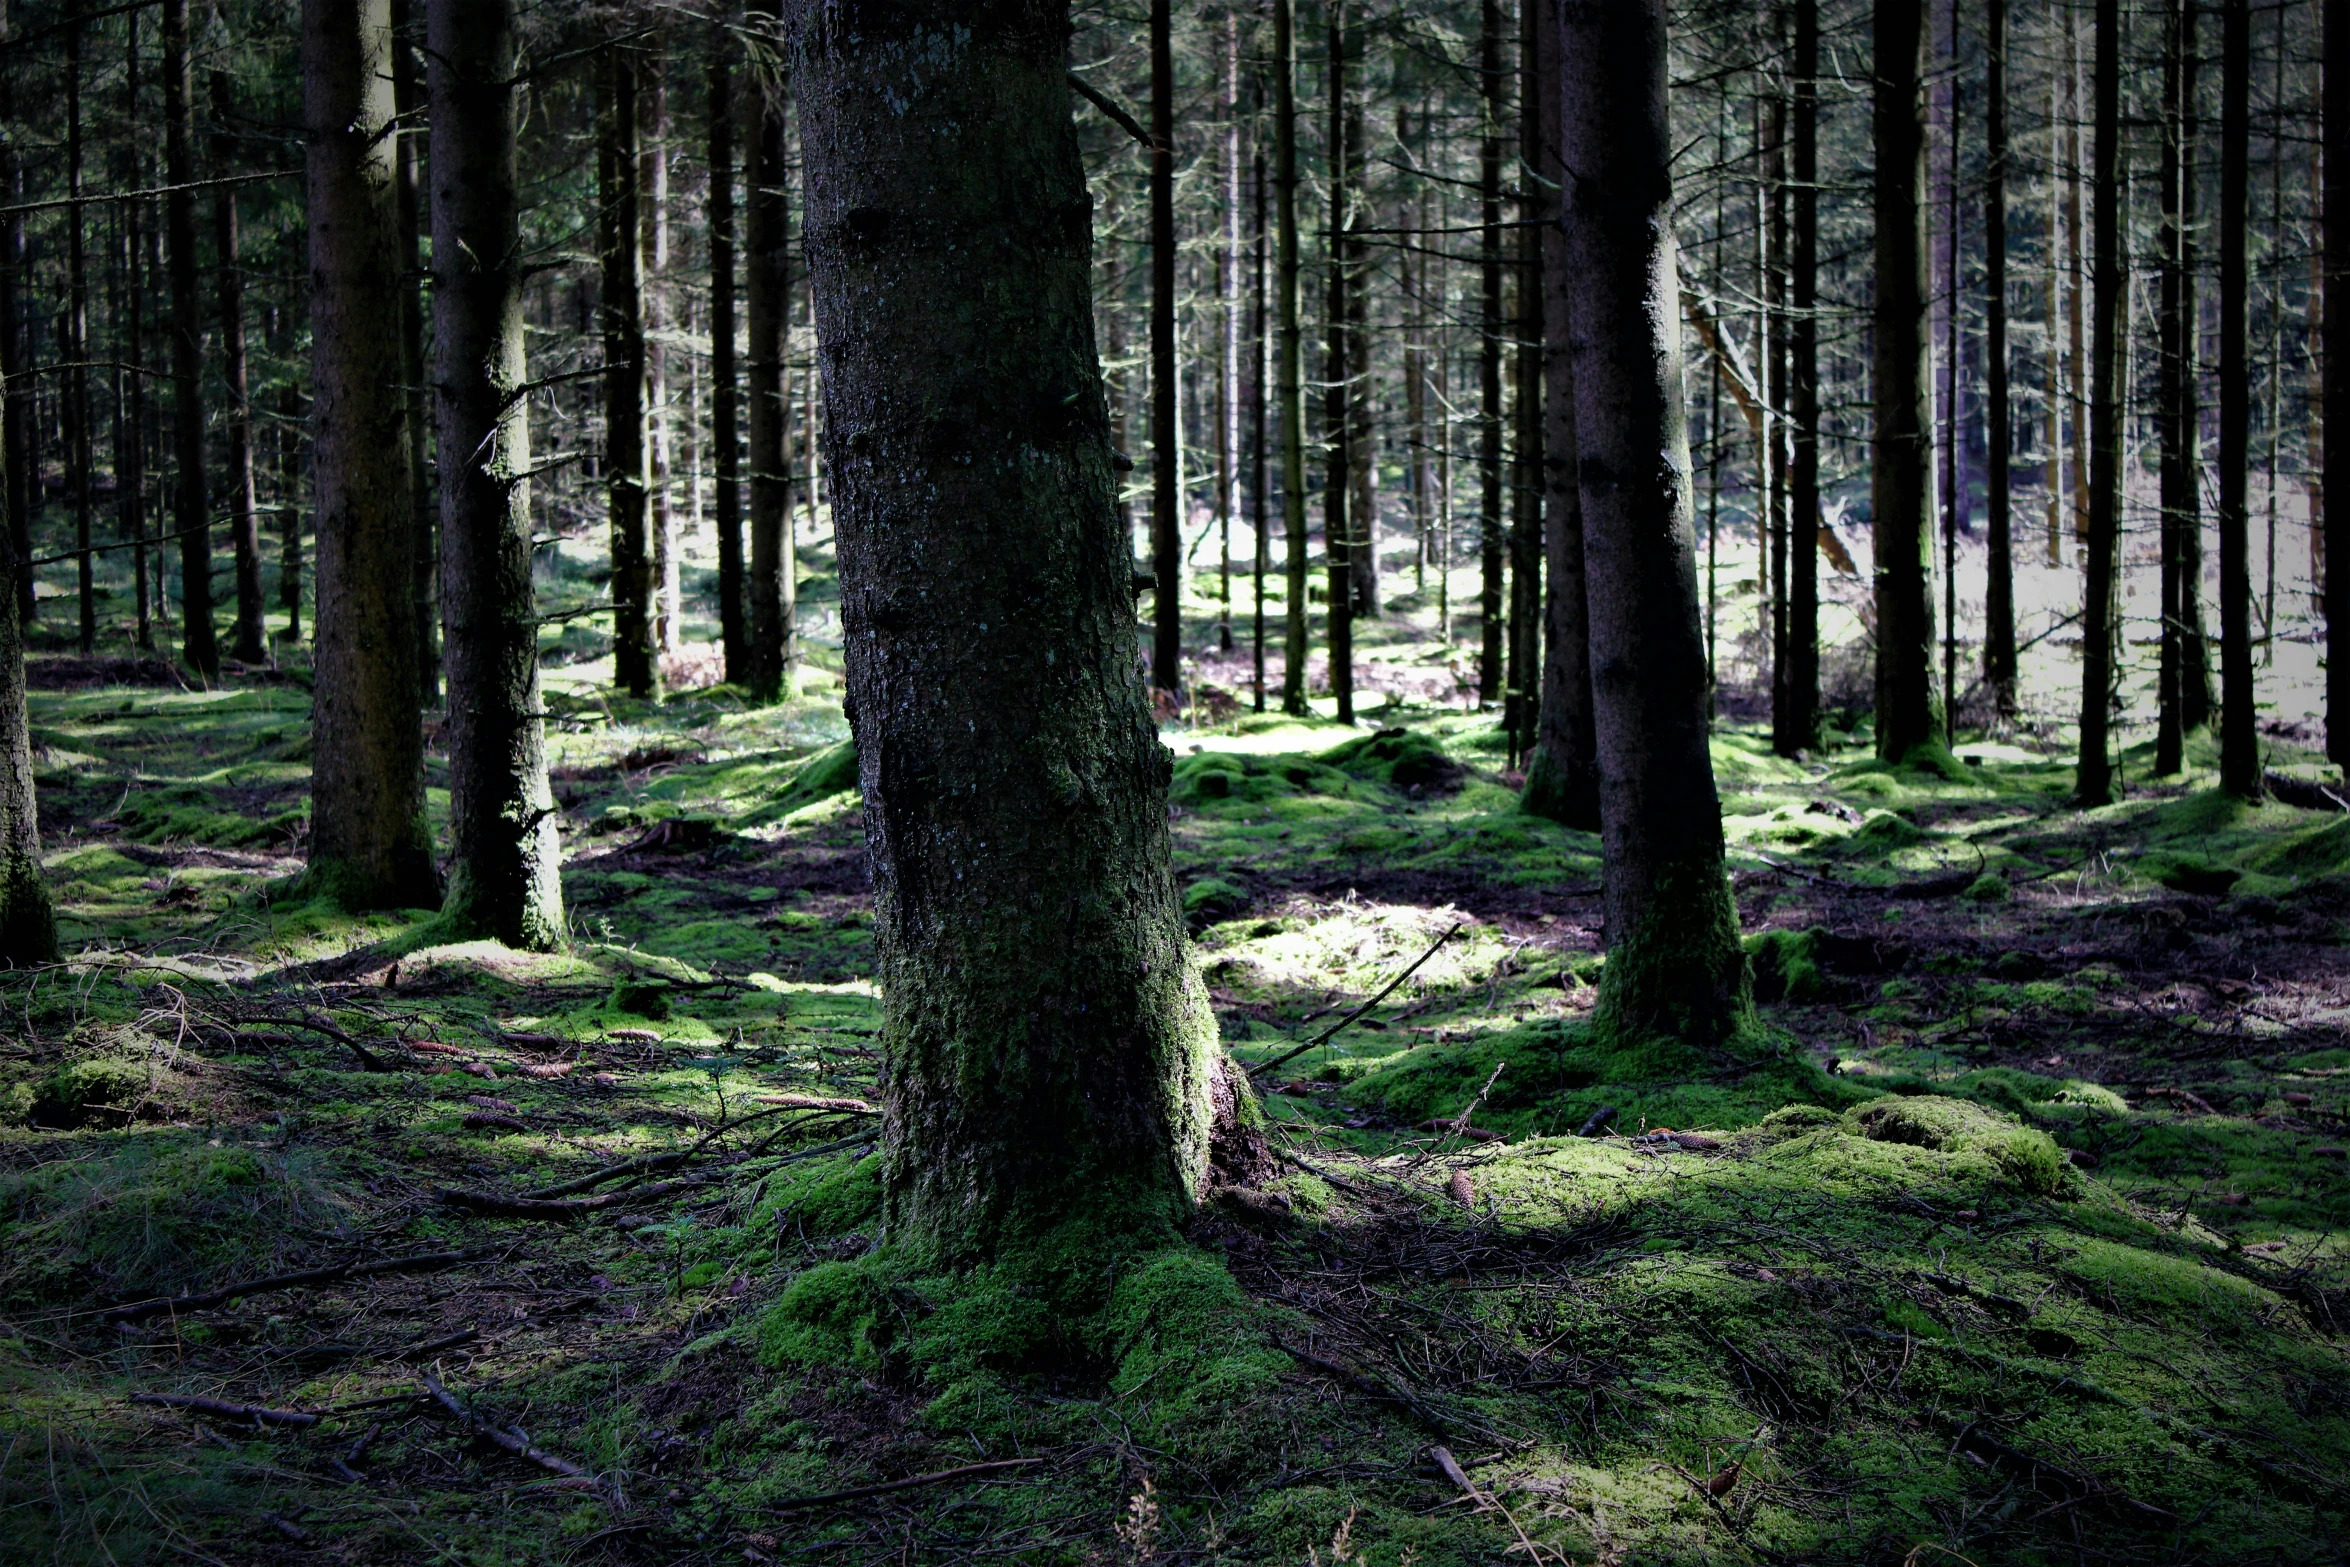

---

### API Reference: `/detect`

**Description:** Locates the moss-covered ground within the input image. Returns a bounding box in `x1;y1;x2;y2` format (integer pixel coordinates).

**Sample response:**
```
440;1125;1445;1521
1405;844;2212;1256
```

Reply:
4;599;2348;1562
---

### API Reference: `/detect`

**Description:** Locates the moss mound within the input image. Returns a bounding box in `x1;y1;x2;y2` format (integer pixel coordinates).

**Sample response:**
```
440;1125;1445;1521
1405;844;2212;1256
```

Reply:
1847;1094;2067;1195
1314;726;1462;793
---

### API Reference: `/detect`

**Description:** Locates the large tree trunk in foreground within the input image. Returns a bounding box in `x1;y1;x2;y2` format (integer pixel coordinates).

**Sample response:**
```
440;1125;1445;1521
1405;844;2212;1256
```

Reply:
708;37;746;686
787;0;1216;1254
304;0;436;908
1523;0;1598;829
745;0;796;703
601;51;658;701
2217;0;2260;797
0;386;56;964
430;0;563;949
2076;0;2121;805
1872;0;1937;759
1556;0;1749;1047
211;73;267;665
165;0;218;684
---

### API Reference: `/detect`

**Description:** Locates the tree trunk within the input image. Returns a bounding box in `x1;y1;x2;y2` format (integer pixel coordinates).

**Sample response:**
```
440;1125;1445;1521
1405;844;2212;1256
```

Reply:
1347;87;1377;625
118;86;154;654
2329;0;2349;772
304;0;436;908
1523;0;1598;829
2218;0;2260;797
745;0;795;703
1149;0;1180;693
0;133;27;628
1275;0;1309;716
2156;0;2194;775
642;42;679;658
1872;0;1937;759
1556;0;1749;1048
709;36;746;685
1252;117;1269;710
1477;0;1505;706
0;399;55;963
1506;0;1543;766
1765;65;1791;755
390;0;436;703
785;0;1217;1254
1323;0;1353;724
429;0;563;949
68;14;94;654
273;311;298;642
1983;0;2016;717
165;0;218;683
1788;0;1822;750
211;73;267;665
601;49;657;701
2076;0;2122;805
1218;12;1240;656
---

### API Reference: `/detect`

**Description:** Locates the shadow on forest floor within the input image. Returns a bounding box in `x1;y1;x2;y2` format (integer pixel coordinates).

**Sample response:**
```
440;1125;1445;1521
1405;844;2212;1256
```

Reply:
2;644;2347;1565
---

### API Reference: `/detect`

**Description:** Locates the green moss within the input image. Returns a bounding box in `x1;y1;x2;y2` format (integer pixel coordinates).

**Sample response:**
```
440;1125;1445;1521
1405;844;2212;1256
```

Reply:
1746;927;1828;1003
1846;1095;2066;1195
757;1260;892;1373
1592;855;1752;1049
1314;726;1460;792
26;1059;152;1127
1181;877;1250;927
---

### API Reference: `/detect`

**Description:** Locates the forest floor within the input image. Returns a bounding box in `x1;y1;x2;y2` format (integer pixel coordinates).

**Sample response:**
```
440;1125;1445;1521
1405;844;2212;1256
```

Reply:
3;575;2349;1565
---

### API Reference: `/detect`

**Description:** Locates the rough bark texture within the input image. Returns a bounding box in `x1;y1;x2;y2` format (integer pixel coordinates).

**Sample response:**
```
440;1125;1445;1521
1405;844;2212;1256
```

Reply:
2076;0;2121;806
1322;0;1353;724
1522;0;1597;830
1983;0;2016;716
2156;0;2195;775
1476;0;1504;706
745;0;795;704
1274;0;1309;716
1871;0;1937;759
304;0;436;908
1506;0;1541;764
1556;0;1749;1049
0;382;56;964
2329;0;2348;772
165;0;218;684
1788;0;1822;750
601;51;657;702
708;40;746;686
2217;0;2260;797
211;74;267;665
1150;0;1180;692
390;0;437;703
429;0;564;950
786;0;1217;1255
0;135;27;629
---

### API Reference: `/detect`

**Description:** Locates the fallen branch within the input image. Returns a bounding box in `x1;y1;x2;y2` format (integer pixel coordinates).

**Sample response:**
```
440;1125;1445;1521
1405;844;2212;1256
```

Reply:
518;1100;866;1201
102;1249;490;1324
1278;1339;1453;1437
438;1176;705;1221
128;1393;319;1428
2264;770;2350;813
767;1457;1044;1512
1249;923;1464;1081
420;1373;590;1480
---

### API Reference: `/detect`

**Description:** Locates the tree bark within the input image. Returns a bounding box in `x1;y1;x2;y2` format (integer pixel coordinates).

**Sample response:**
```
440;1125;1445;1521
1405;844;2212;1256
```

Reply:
642;41;679;657
272;310;298;642
1788;0;1822;750
2156;0;2194;775
1275;0;1309;715
119;52;154;654
601;48;657;701
67;13;94;653
2329;0;2349;772
211;73;266;664
1556;0;1749;1048
1983;0;2015;717
1251;116;1269;710
390;0;437;702
784;0;1217;1253
429;0;563;949
1218;12;1240;656
1523;0;1597;829
2075;0;2122;805
1507;0;1542;765
745;0;795;703
1872;0;1937;759
0;131;26;628
1149;0;1180;693
0;395;54;963
1477;0;1505;706
304;0;436;908
2218;0;2260;796
1323;0;1353;724
164;0;218;683
709;36;746;685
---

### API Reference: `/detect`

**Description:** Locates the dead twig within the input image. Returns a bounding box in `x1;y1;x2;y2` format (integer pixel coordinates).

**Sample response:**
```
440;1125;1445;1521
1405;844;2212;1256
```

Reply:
128;1394;319;1428
438;1176;706;1221
766;1456;1045;1512
419;1372;591;1481
101;1249;492;1324
1249;923;1464;1081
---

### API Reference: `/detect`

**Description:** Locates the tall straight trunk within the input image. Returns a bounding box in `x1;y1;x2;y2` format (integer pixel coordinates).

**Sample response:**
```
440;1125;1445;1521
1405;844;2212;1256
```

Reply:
1218;11;1239;655
1524;0;1598;829
2077;0;2122;804
2045;65;2067;567
1873;0;1937;759
2329;0;2349;772
1149;0;1180;692
2218;0;2260;796
67;13;94;653
745;0;794;702
1556;0;1748;1048
1765;69;1791;753
785;0;1218;1254
430;0;563;948
164;0;217;682
1346;90;1377;623
1403;110;1427;598
2064;9;2089;543
2156;0;2194;774
0;132;26;627
1506;0;1541;764
1938;0;1963;742
211;74;265;663
601;50;657;700
1477;0;1505;705
1323;0;1353;723
1251;122;1269;710
1788;0;1822;750
642;43;679;656
390;0;435;701
1983;0;2016;715
709;37;745;684
272;309;298;641
0;384;54;963
1275;0;1309;714
119;107;153;652
304;0;436;908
